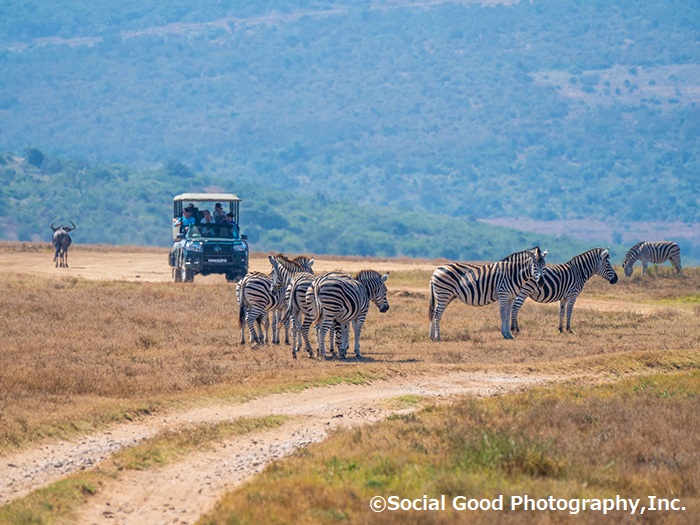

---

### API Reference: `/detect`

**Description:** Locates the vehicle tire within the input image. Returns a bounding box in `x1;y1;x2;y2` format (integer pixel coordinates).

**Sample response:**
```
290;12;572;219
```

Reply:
181;266;194;283
226;272;238;283
173;267;182;282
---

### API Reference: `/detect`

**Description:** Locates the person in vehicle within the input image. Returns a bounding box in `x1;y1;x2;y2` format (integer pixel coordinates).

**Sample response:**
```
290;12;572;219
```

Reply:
213;203;226;223
174;208;196;233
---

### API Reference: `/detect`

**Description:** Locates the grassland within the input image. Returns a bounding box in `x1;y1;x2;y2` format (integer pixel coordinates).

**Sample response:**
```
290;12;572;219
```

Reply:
0;242;698;524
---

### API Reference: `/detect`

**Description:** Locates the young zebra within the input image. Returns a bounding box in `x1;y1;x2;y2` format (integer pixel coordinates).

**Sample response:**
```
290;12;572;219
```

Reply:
310;270;390;359
268;254;315;345
622;241;682;277
429;247;547;341
508;248;618;334
237;271;283;346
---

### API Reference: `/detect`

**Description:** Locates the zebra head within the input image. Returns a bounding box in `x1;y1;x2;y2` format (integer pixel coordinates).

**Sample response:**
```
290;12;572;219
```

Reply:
526;247;547;285
622;242;643;277
598;249;619;284
356;270;390;313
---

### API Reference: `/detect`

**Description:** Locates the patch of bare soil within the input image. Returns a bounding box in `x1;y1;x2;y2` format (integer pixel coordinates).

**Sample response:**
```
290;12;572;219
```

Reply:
1;372;552;524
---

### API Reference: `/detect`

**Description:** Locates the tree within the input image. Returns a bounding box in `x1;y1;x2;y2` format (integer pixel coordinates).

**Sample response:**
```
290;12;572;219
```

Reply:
24;147;44;169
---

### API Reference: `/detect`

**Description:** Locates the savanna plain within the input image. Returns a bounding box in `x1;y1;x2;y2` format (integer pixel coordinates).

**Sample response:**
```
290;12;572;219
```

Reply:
0;242;699;525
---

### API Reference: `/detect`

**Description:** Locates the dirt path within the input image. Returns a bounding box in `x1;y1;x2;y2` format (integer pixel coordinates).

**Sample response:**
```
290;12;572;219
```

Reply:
1;371;551;524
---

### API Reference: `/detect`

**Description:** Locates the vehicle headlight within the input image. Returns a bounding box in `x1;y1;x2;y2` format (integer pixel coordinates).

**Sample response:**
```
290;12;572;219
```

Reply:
185;241;203;252
233;243;247;252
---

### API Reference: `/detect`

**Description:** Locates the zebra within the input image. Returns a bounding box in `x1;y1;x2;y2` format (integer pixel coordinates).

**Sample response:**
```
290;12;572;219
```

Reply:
50;222;76;268
622;241;682;277
237;271;283;346
309;270;390;359
288;270;351;359
428;247;547;341
508;248;618;334
268;253;315;345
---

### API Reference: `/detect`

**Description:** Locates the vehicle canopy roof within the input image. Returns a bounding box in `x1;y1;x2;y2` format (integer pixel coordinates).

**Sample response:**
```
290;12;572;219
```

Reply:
173;192;241;203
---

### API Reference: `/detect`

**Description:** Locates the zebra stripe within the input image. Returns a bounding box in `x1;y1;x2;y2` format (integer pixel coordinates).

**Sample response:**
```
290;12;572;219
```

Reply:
622;241;681;277
429;247;547;341
509;248;618;334
268;254;315;346
237;271;283;345
309;270;390;359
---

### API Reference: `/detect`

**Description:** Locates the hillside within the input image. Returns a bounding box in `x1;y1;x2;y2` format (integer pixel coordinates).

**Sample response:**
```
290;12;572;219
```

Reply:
0;154;601;263
0;0;698;259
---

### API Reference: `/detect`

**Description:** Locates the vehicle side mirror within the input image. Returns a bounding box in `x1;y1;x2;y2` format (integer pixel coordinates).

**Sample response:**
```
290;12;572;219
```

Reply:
241;234;248;240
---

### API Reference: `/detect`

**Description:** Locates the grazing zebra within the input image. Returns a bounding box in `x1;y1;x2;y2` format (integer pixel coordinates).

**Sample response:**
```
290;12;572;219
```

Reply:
310;270;390;359
50;222;76;268
237;271;283;346
268;254;315;345
508;248;618;334
622;241;682;277
429;247;547;341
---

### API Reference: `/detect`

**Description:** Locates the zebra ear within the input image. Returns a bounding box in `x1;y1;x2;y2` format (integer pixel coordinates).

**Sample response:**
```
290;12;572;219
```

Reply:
268;255;278;268
602;248;610;258
542;249;548;258
381;272;389;282
308;258;315;267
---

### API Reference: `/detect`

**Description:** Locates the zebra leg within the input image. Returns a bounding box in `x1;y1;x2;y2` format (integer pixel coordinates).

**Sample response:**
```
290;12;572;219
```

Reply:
246;312;259;345
498;294;514;339
511;295;525;333
262;313;270;345
641;260;648;276
283;317;290;345
352;317;366;358
430;302;447;342
317;319;334;359
300;316;315;358
271;311;279;345
558;299;566;333
564;297;577;334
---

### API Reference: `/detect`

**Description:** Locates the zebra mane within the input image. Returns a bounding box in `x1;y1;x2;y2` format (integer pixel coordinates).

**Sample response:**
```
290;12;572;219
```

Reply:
622;242;644;266
272;253;314;272
568;248;606;264
500;246;544;264
355;269;389;282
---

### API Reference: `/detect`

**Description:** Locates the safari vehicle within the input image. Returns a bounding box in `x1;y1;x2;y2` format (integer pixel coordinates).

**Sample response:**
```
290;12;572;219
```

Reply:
169;193;248;283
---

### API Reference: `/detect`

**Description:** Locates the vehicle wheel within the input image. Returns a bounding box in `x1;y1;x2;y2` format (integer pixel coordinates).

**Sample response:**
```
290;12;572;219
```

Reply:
181;266;194;283
226;272;238;283
173;267;182;282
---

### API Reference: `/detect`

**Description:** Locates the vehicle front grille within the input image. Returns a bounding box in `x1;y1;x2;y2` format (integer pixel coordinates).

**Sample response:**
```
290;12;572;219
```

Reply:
203;243;234;255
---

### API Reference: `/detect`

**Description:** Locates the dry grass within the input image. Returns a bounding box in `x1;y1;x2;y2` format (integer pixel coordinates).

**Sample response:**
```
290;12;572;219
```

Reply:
0;250;699;453
199;372;700;525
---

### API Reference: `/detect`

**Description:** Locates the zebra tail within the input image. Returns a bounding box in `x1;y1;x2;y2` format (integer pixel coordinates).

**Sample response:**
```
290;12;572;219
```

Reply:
309;287;324;330
428;281;435;322
238;281;247;328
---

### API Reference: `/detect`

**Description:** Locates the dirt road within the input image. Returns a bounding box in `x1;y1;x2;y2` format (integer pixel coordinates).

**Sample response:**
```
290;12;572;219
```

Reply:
1;371;550;524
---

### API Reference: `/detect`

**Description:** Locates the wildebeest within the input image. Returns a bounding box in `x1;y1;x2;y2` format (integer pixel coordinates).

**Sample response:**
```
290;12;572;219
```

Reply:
50;222;76;268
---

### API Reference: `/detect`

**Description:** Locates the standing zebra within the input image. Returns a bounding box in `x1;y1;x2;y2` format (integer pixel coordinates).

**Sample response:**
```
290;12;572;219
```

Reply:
268;253;315;345
429;247;547;341
237;271;283;346
310;270;390;359
622;241;681;277
508;248;618;334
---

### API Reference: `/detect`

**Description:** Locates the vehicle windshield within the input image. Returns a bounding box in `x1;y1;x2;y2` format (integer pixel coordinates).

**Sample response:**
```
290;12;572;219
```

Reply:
186;223;240;239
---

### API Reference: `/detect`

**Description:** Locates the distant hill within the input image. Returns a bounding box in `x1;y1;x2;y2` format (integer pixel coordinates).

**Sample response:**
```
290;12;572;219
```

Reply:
0;152;612;264
0;0;698;260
